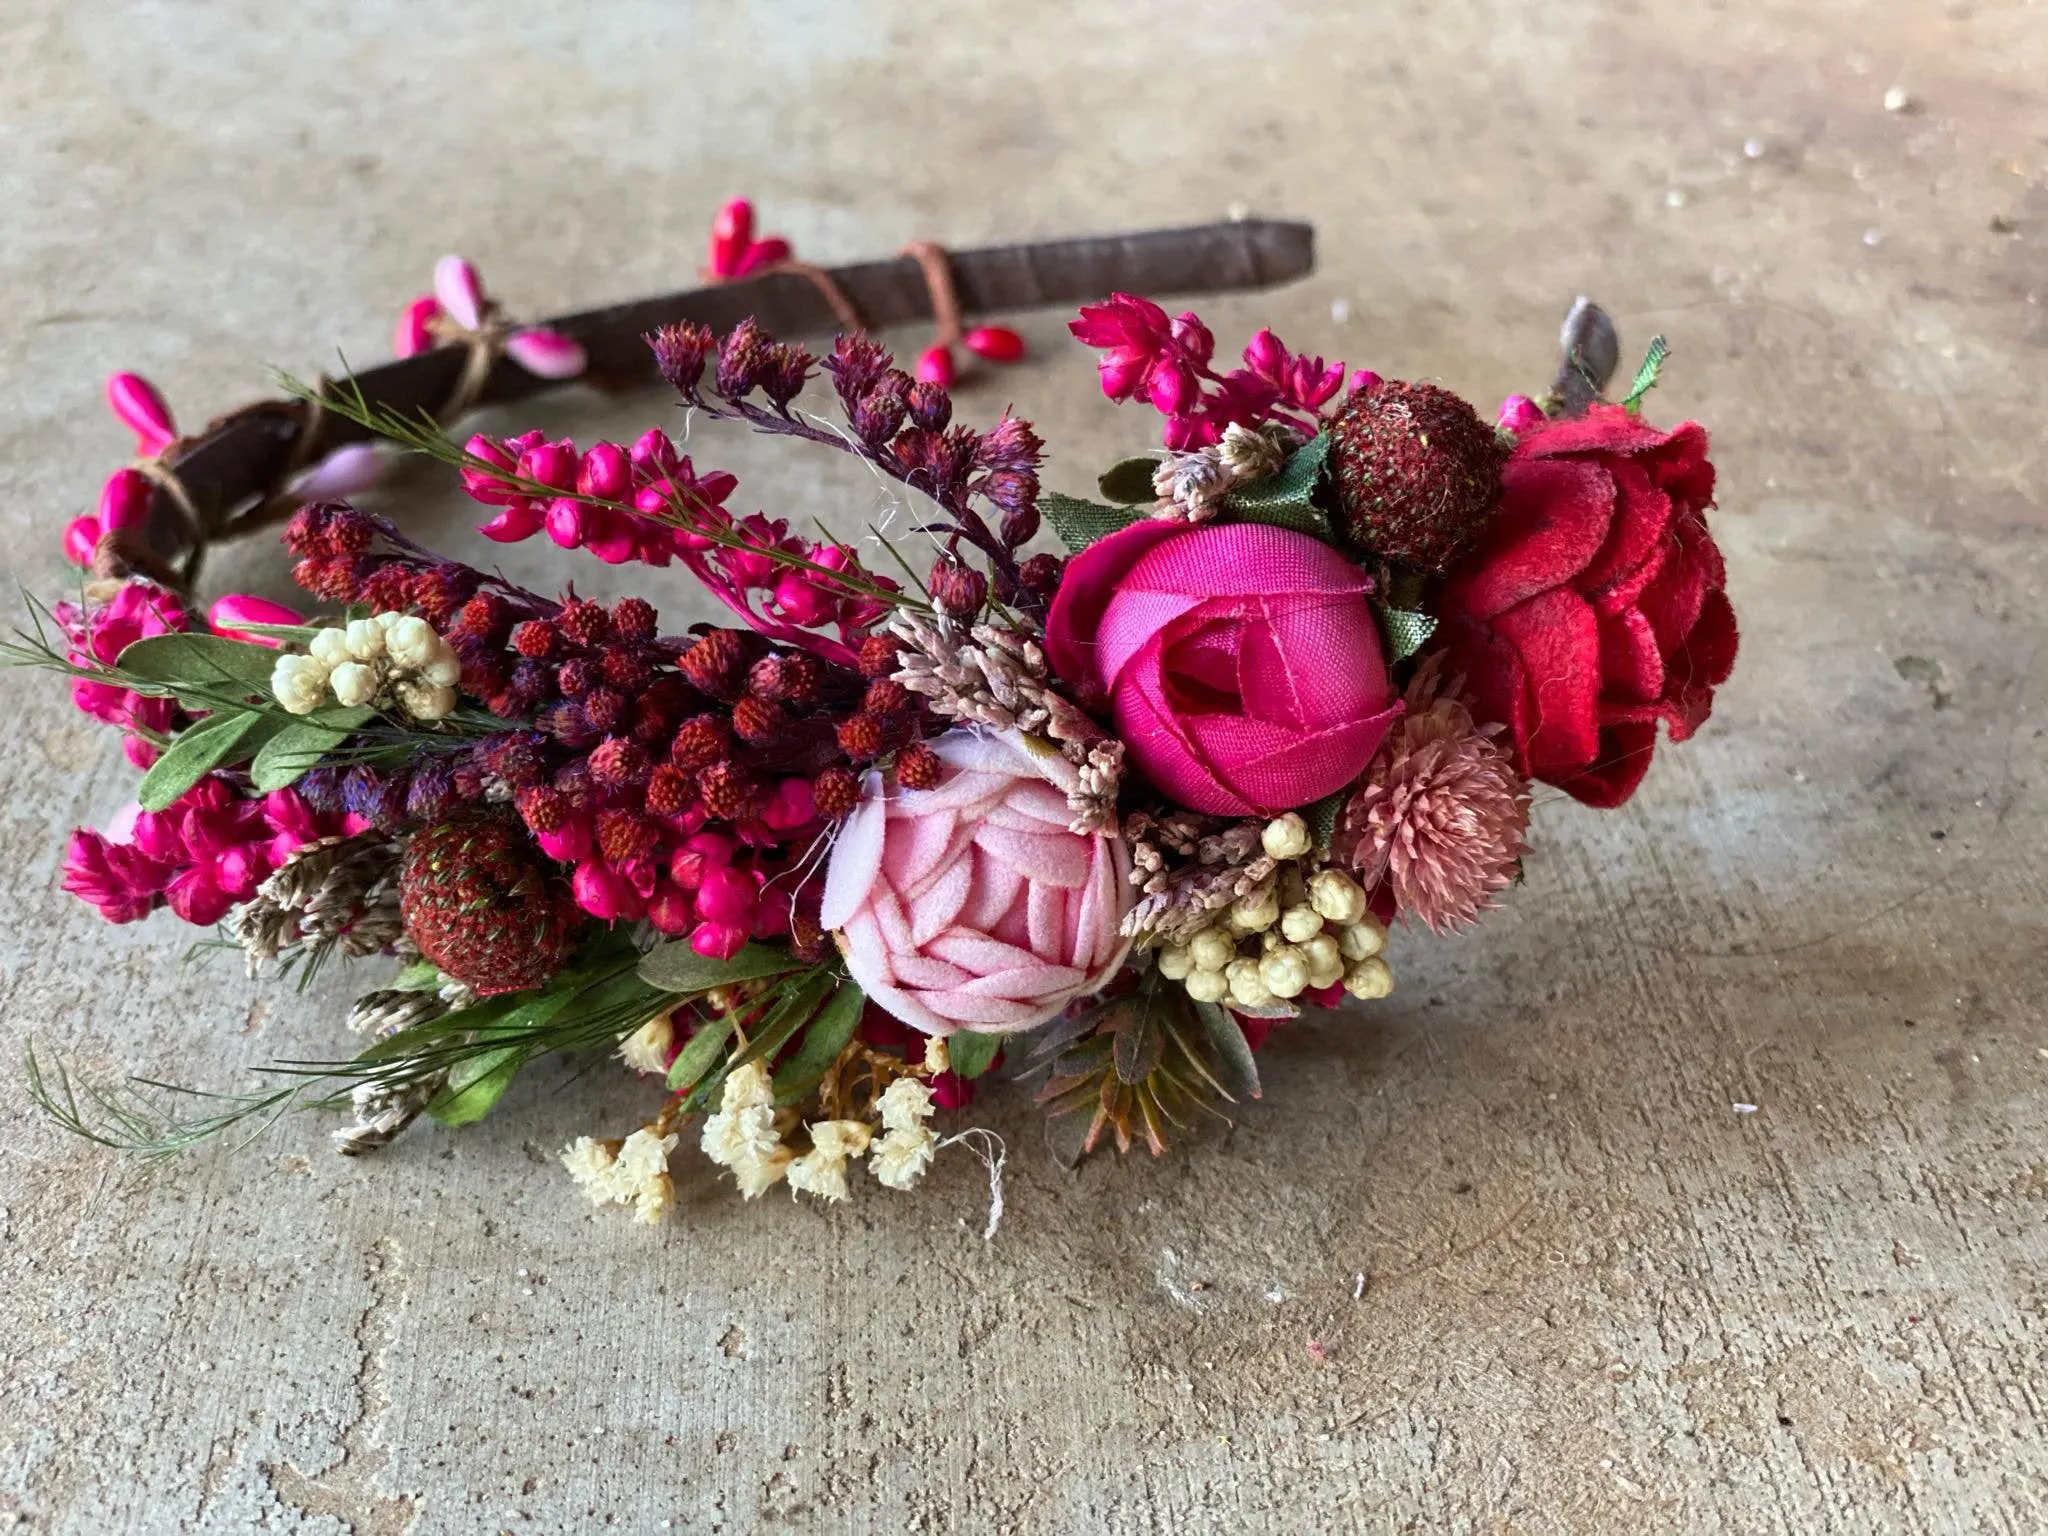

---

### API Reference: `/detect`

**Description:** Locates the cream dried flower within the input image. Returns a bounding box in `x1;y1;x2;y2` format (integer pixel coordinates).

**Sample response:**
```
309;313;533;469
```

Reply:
617;1013;674;1076
786;1120;872;1204
560;1128;679;1223
871;1127;938;1191
270;653;330;715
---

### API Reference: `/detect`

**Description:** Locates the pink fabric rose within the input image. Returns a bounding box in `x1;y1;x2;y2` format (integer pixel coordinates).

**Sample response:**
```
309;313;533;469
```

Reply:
1045;521;1401;816
820;730;1132;1036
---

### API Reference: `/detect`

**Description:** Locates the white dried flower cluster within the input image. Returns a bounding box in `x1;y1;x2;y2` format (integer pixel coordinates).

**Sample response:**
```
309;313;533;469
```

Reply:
699;1060;794;1198
691;1052;943;1205
271;613;460;721
560;1127;680;1225
887;611;1122;833
1151;823;1394;1011
617;1012;674;1076
869;1075;939;1190
1150;423;1294;522
786;1119;872;1203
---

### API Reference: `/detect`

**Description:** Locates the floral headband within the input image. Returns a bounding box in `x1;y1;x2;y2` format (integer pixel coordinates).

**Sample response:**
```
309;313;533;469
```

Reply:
20;208;1735;1228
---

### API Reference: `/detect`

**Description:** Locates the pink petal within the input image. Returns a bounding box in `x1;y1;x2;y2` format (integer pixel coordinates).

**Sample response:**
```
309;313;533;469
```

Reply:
972;822;1088;888
840;949;951;1037
953;962;1086;1000
883;809;959;895
926;929;1045;976
433;255;486;331
908;855;972;945
288;443;386;500
818;774;886;930
890;951;974;990
105;373;175;455
506;328;588;380
393;295;438;358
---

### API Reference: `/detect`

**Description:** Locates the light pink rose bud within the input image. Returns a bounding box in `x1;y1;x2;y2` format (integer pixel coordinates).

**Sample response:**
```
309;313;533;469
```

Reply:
393;295;439;358
100;467;155;531
288;443;386;500
1495;393;1546;435
506;328;588;380
106;373;175;455
208;594;304;645
820;729;1133;1035
62;516;102;566
432;255;486;331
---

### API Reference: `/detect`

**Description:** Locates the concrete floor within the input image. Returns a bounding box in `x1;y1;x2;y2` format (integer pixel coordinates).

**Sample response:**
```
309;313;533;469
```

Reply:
2;1;2045;1530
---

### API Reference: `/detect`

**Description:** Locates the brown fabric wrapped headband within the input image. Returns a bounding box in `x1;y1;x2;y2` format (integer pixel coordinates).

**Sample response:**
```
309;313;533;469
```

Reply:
112;219;1317;588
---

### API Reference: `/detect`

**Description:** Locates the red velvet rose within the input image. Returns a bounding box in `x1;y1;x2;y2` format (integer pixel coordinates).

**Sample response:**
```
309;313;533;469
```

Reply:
1435;406;1737;808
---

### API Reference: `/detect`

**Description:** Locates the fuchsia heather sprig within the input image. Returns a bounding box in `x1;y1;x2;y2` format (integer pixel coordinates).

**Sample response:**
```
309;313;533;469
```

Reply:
16;211;1739;1224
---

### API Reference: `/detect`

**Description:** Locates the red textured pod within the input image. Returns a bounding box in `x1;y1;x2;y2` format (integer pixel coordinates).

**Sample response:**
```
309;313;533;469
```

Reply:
962;325;1026;364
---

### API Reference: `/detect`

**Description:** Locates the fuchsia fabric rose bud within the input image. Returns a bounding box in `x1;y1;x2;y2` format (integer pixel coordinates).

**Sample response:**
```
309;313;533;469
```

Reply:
1045;521;1401;816
820;729;1132;1036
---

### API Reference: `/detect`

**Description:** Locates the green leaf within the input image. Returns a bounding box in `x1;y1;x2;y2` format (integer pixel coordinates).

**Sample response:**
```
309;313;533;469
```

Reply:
1377;605;1438;663
1097;455;1163;505
1304;788;1348;858
1217;432;1334;538
1110;1002;1165;1085
638;941;807;995
771;982;867;1103
1192;1000;1262;1101
1040;491;1141;554
945;1029;1005;1080
387;960;447;993
135;710;267;812
115;633;279;693
1622;335;1671;411
247;705;376;791
666;1017;735;1094
427;1045;525;1126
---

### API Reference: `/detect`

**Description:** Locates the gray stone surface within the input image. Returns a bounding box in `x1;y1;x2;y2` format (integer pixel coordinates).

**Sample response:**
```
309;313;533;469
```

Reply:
3;0;2046;1530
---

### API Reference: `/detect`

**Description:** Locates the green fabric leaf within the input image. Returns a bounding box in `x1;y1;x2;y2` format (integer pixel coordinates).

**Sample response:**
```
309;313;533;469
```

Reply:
771;982;867;1103
388;960;447;993
683;973;835;1110
135;709;269;811
114;633;280;693
1304;788;1349;858
1378;606;1439;662
427;1046;524;1126
1217;432;1334;538
248;705;376;790
638;941;807;995
1623;335;1671;411
1097;455;1163;505
1040;491;1141;554
946;1029;1005;1080
1191;1000;1262;1101
666;1018;735;1093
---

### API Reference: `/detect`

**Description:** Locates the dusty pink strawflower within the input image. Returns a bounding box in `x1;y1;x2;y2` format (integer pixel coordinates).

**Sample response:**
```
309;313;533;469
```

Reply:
1335;657;1530;934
